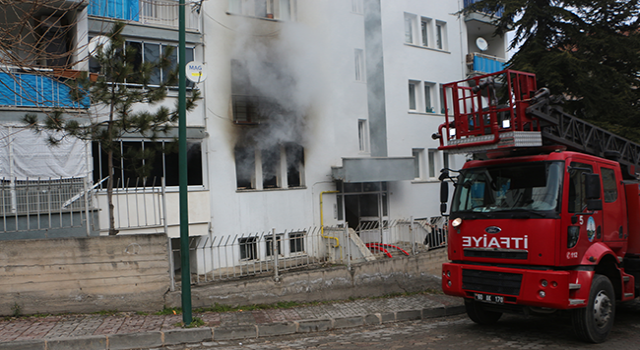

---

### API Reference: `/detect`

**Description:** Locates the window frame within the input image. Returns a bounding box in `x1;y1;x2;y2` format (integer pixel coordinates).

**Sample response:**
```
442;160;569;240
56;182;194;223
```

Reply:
92;139;204;189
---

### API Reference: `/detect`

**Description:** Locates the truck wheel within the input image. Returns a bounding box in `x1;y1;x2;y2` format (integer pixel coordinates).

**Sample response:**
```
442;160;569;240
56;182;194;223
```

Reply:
571;274;615;343
464;299;502;325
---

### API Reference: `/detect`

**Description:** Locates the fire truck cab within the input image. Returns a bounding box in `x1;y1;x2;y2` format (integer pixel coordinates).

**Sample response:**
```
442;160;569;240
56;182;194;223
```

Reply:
434;70;640;343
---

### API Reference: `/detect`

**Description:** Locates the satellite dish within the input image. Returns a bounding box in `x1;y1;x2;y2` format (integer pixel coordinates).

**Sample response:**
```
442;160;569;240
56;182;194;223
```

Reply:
88;36;111;57
475;37;489;51
186;61;207;83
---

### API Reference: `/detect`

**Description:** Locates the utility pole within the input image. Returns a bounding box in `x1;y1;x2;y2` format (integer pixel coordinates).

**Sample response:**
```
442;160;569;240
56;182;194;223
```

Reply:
178;0;192;325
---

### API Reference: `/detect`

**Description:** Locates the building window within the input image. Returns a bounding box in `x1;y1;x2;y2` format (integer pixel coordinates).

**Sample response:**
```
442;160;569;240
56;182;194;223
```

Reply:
424;83;434;113
285;143;304;187
235;143;304;190
228;0;295;20
435;21;446;50
235;145;256;189
239;236;258;260
409;81;420;111
261;146;281;189
265;234;283;257
412;148;423;179
354;49;365;82
289;232;305;253
358;119;369;152
420;19;429;47
92;140;203;188
428;149;436;178
443;151;450;170
404;13;416;44
89;39;194;88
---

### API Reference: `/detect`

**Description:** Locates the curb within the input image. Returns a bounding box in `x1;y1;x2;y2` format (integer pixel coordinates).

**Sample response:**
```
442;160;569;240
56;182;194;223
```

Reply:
0;305;465;350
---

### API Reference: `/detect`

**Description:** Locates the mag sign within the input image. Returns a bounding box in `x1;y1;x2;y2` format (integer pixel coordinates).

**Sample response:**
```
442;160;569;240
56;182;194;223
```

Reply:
186;61;207;83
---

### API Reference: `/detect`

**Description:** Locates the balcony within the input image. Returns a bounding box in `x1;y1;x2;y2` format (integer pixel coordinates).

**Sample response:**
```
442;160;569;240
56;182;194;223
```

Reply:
466;53;506;75
88;0;200;31
0;70;89;109
463;0;504;18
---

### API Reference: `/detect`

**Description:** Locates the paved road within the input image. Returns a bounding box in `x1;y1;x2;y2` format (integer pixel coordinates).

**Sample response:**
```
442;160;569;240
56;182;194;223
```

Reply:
175;300;640;350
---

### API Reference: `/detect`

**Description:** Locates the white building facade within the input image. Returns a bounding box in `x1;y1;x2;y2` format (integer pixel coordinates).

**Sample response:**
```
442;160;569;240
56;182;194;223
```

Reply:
1;0;508;269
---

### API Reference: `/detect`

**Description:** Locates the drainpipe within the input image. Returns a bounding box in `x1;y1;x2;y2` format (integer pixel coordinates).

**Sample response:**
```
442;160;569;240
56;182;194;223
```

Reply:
320;190;340;247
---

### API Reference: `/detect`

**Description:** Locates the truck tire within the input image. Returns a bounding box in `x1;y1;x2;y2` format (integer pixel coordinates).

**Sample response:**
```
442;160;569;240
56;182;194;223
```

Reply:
571;274;615;343
464;299;502;325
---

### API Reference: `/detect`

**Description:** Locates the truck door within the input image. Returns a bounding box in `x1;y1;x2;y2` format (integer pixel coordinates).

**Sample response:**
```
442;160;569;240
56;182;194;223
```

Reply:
599;165;626;247
564;161;603;264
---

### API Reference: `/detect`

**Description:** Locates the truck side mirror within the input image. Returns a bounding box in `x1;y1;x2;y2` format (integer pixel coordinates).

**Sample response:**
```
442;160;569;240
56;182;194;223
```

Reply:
440;181;449;214
440;181;449;203
584;173;602;211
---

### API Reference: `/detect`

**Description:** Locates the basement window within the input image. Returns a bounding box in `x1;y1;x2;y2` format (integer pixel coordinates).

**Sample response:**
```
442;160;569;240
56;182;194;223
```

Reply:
239;236;258;260
265;234;283;257
289;232;305;253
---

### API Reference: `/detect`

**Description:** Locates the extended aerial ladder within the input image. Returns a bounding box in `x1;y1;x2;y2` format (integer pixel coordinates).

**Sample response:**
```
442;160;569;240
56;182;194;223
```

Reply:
432;70;640;180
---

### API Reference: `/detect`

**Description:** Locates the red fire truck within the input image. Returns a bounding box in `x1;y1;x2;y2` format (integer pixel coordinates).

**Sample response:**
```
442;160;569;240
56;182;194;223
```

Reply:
434;70;640;343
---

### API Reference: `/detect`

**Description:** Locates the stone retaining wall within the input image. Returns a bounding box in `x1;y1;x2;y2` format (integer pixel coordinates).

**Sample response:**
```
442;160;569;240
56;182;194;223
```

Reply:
0;234;170;316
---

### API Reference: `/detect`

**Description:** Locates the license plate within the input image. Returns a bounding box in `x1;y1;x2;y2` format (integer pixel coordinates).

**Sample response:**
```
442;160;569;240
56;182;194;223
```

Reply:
474;293;504;304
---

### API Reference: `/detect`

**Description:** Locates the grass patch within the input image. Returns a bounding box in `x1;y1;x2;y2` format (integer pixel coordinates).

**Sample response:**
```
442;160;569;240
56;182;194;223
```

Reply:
155;307;182;316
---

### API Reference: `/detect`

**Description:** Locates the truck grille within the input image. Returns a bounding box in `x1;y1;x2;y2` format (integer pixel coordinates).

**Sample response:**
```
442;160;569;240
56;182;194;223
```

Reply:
464;249;528;260
462;269;523;296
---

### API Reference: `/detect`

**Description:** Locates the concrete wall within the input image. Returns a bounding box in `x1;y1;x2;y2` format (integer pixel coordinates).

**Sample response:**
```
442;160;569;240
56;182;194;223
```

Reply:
166;248;448;308
0;234;170;316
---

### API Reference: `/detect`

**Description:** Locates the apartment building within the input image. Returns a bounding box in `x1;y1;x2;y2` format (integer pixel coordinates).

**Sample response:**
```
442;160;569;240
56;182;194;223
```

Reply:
0;1;508;271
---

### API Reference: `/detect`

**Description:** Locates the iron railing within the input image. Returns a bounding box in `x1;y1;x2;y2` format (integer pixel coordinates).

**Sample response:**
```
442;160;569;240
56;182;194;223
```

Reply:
88;0;201;31
0;177;93;234
175;217;449;286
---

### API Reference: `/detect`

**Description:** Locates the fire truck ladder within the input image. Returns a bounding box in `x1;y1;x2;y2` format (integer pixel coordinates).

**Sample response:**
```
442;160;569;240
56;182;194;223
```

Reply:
433;70;640;179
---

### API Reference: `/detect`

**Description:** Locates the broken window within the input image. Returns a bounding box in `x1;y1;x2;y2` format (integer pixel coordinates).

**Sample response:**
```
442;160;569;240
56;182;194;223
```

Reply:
262;146;281;188
285;143;304;188
235;145;256;189
239;236;258;260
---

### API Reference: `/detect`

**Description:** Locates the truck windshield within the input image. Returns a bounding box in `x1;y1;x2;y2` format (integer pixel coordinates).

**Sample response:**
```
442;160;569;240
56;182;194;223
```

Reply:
451;161;563;216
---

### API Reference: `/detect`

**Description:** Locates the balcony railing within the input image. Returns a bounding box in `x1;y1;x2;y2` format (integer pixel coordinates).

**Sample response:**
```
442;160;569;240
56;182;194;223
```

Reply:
0;71;89;109
88;0;201;31
467;53;506;74
463;0;504;18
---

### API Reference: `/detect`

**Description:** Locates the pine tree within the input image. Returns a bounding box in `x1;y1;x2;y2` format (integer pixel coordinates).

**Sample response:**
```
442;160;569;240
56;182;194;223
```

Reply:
463;0;640;141
23;21;200;235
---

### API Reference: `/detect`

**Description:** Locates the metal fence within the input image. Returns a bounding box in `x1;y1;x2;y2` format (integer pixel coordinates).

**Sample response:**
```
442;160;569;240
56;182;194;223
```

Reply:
0;177;93;234
355;216;448;253
102;177;167;232
175;217;449;286
174;227;328;285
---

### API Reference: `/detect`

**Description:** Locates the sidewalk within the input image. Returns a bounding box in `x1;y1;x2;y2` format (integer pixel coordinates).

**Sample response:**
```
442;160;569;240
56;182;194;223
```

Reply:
0;293;464;350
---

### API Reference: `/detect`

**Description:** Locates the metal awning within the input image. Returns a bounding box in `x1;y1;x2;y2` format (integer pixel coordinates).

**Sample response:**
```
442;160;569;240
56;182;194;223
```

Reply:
331;157;415;183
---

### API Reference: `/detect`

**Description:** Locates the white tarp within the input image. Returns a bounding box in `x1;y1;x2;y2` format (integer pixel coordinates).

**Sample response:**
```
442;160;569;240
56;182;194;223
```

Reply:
0;126;88;179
